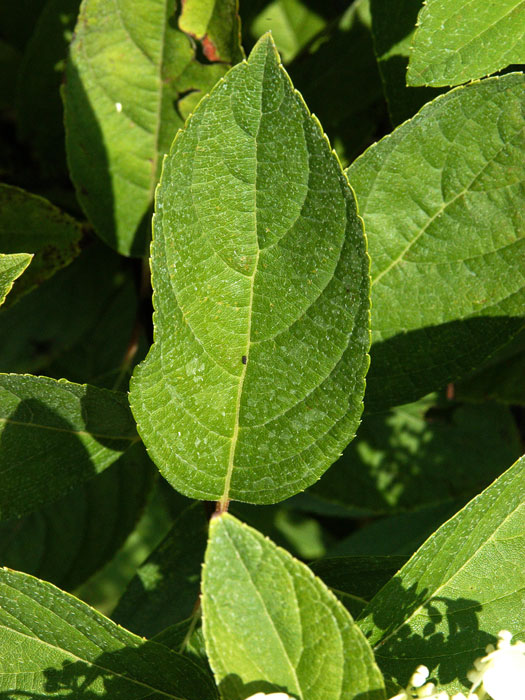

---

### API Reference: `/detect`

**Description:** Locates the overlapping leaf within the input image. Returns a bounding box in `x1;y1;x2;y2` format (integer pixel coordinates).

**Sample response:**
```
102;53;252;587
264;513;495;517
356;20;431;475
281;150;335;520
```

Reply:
408;0;525;87
202;513;385;700
0;443;154;591
64;0;242;256
0;373;139;519
358;455;525;694
347;73;525;410
0;568;218;699
0;184;82;306
130;35;370;506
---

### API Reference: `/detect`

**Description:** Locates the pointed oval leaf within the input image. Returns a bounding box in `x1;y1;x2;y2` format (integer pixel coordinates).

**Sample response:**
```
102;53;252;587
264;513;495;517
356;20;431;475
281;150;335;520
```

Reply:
347;73;525;410
0;373;139;519
64;0;241;256
358;455;525;694
408;0;525;87
130;35;370;506
202;513;385;700
0;253;32;306
0;567;218;699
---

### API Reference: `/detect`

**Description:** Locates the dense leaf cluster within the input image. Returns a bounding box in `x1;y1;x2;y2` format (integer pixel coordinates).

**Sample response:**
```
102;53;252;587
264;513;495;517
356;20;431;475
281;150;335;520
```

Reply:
0;1;523;698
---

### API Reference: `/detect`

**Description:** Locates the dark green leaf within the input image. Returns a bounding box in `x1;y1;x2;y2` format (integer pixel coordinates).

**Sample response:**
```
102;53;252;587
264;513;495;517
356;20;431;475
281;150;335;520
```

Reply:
0;442;154;590
0;184;82;306
347;73;525;410
112;503;207;637
203;513;385;699
0;373;139;519
359;456;525;694
130;34;370;505
0;568;218;699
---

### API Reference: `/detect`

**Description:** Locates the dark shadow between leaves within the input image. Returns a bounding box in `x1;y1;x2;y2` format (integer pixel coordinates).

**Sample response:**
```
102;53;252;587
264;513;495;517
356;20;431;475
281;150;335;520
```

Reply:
364;576;497;692
366;315;525;412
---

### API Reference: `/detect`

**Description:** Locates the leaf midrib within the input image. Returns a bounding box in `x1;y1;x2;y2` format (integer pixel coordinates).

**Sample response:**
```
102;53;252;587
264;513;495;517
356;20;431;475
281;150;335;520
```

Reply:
0;416;138;443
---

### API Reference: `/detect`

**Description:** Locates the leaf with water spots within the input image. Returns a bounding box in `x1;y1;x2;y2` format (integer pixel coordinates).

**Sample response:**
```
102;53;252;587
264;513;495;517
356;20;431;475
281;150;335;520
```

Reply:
129;34;370;506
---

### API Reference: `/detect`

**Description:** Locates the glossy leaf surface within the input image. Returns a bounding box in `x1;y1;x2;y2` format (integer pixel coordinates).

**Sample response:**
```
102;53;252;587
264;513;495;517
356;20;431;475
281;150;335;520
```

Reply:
130;35;370;505
64;0;241;256
0;374;139;519
408;0;525;87
202;513;385;700
347;73;525;410
359;456;525;694
0;568;218;699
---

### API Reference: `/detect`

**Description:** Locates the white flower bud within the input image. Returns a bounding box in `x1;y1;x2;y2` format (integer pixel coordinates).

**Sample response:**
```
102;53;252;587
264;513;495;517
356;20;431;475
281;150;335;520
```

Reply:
244;694;296;700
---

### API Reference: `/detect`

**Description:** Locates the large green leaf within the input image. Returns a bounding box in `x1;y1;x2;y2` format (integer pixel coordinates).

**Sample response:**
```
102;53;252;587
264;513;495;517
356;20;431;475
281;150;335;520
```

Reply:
0;443;154;591
130;35;370;506
308;398;521;515
369;0;443;125
408;0;525;87
112;502;207;637
0;253;32;306
0;374;139;519
202;513;385;700
0;568;218;699
358;455;525;695
347;73;525;410
64;0;242;256
0;184;82;306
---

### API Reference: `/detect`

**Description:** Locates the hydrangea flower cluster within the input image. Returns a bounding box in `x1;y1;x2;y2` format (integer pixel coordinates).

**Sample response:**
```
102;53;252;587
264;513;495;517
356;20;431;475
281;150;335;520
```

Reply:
387;631;525;700
243;631;525;700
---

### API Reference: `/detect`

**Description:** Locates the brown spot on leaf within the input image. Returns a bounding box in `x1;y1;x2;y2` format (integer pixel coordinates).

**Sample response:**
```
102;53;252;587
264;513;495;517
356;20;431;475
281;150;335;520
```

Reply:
202;35;221;62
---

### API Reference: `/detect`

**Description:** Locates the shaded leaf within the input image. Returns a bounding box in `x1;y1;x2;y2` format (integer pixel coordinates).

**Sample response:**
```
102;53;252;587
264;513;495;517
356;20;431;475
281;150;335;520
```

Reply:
64;0;242;256
408;0;525;87
16;0;80;177
202;513;385;700
112;502;207;638
358;456;525;694
0;373;139;519
0;568;218;699
0;184;82;306
0;252;32;306
130;35;370;505
308;398;521;514
347;73;525;410
311;555;408;617
369;0;443;125
0;442;154;591
179;0;243;63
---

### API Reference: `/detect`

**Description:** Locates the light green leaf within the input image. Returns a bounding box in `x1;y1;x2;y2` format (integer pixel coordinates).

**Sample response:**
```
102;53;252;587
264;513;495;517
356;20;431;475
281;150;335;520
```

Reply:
0;568;218;699
202;513;385;700
64;0;242;256
369;0;443;125
0;373;139;519
0;253;32;306
0;443;154;591
130;35;370;506
0;184;82;306
408;0;525;87
347;73;525;410
179;0;243;63
112;503;208;638
358;455;525;695
308;398;522;515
